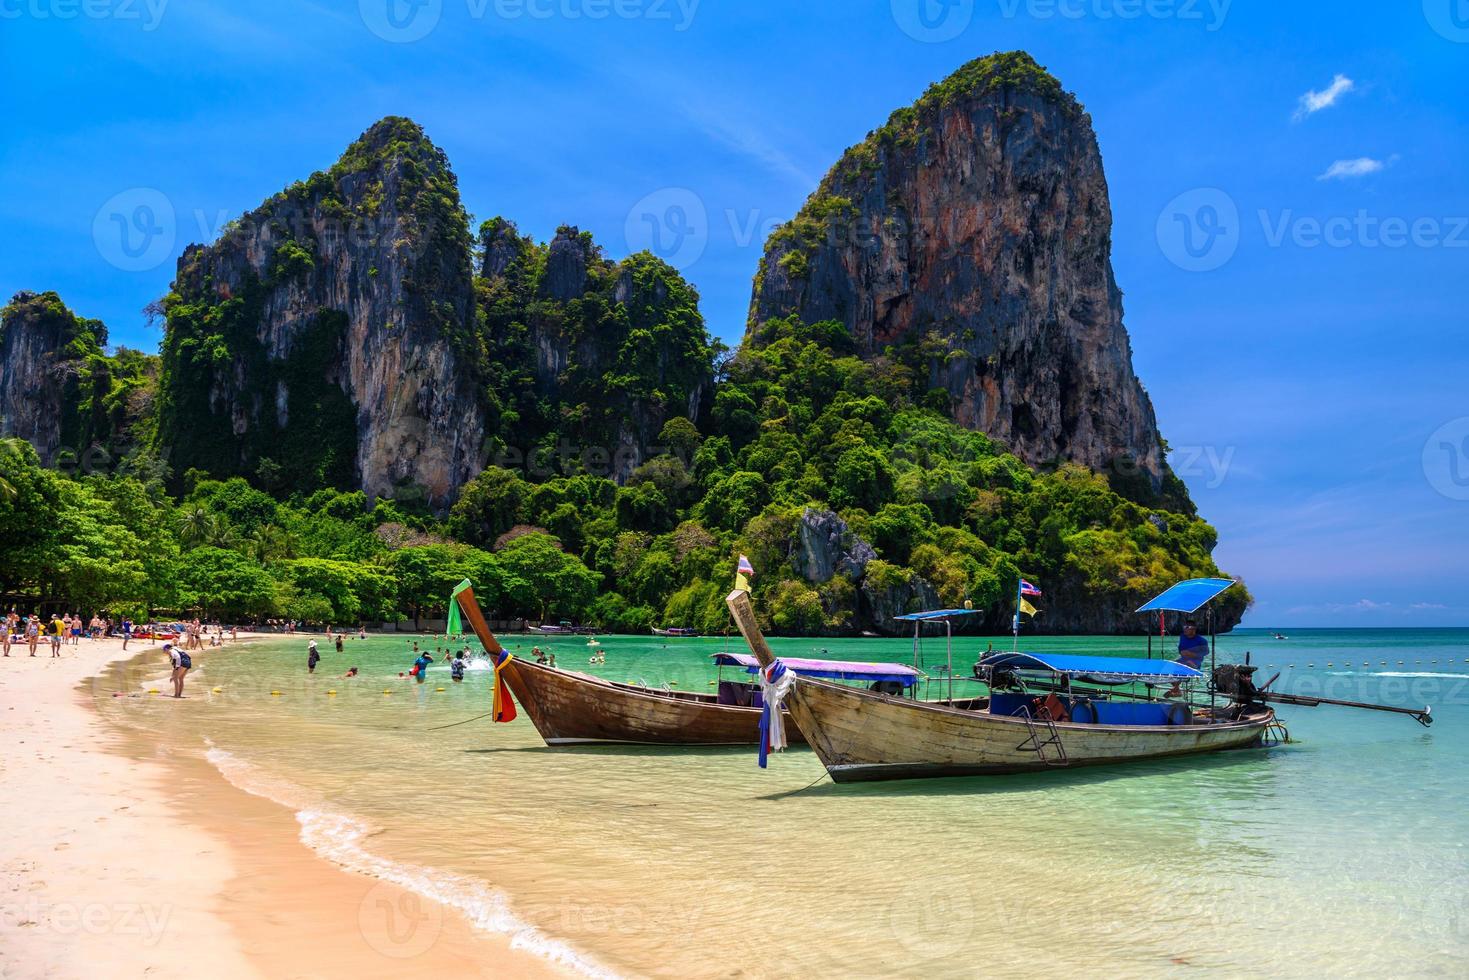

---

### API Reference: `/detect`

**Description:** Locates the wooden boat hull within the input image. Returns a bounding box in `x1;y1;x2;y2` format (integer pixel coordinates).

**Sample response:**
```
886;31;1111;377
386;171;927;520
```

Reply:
501;657;804;747
786;678;1273;782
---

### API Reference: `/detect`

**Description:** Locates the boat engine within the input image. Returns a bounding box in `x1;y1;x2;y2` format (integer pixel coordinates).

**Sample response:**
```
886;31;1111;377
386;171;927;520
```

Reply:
1212;663;1261;703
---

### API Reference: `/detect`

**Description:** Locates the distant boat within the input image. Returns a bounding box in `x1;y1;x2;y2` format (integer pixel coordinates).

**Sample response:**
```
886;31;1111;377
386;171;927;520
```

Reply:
534;621;595;635
652;627;700;638
1272;632;1289;640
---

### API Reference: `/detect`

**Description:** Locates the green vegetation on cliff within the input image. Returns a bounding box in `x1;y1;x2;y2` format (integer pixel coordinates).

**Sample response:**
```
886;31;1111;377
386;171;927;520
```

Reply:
3;93;1242;633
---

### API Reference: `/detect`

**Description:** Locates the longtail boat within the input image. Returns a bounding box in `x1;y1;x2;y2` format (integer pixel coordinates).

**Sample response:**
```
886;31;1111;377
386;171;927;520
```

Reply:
724;584;1280;782
451;582;921;747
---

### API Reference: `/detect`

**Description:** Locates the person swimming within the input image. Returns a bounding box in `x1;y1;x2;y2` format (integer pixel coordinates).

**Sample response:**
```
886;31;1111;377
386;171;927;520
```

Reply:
343;666;359;678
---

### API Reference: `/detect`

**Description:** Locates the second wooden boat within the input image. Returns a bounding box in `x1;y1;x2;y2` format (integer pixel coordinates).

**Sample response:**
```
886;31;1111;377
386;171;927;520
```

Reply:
725;588;1276;782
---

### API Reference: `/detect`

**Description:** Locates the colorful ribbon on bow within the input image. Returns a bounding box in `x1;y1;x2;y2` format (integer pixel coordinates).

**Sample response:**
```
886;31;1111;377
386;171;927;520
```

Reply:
758;659;795;768
491;651;518;723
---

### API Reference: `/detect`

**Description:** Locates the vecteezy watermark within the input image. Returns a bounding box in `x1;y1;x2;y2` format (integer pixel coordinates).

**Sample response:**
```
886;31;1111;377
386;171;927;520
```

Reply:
1257;210;1469;250
997;0;1231;30
891;0;974;42
1158;188;1469;271
624;188;708;270
886;878;976;959
1423;0;1469;43
92;187;411;273
1168;444;1235;490
0;0;169;30
0;899;173;945
1156;188;1239;272
357;880;444;958
358;0;442;42
93;188;176;273
1423;417;1469;502
359;0;699;42
492;440;688;479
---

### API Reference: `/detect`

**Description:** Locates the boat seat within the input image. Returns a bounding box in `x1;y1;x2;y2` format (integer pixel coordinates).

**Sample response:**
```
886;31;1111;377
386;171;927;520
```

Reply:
717;681;756;707
988;693;1032;717
1089;701;1182;726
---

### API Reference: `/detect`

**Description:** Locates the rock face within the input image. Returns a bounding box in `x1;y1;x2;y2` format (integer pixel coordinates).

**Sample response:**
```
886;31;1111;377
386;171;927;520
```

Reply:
477;221;714;483
155;118;487;510
792;508;876;582
750;51;1166;490
0;291;82;463
0;291;155;466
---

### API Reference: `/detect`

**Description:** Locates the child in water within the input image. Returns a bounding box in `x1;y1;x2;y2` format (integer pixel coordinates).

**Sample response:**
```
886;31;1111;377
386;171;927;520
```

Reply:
412;651;433;682
450;651;466;682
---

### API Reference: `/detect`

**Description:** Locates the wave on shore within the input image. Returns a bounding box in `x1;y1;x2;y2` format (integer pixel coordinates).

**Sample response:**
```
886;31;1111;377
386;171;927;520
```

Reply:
204;745;617;979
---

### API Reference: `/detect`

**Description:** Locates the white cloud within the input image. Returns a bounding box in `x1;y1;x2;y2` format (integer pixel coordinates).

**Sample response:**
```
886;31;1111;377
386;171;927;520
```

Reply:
1317;157;1386;181
674;99;815;190
1295;74;1355;120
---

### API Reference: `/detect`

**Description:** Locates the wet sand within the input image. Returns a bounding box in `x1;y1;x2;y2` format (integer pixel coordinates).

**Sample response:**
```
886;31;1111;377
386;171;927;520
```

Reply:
0;635;566;979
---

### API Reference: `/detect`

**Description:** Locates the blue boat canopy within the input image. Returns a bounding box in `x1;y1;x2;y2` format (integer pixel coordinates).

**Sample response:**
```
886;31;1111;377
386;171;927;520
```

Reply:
711;653;921;686
1135;578;1237;614
976;652;1202;684
893;609;987;622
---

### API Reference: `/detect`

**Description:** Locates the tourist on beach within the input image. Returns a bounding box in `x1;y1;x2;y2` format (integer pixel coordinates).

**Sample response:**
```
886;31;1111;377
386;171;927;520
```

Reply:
121;617;132;650
308;640;321;674
165;642;191;698
49;614;66;657
25;615;39;655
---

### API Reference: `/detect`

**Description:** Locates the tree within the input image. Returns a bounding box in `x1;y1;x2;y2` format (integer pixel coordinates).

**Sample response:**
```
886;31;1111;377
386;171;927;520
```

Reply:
173;547;278;619
494;533;600;620
447;467;527;546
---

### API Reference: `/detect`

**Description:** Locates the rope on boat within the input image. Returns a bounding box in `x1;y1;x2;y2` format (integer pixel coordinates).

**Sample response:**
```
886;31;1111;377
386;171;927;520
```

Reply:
425;709;495;731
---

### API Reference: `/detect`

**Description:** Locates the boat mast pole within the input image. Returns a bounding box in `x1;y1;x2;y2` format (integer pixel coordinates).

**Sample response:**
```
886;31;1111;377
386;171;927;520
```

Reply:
1011;576;1021;652
947;618;954;704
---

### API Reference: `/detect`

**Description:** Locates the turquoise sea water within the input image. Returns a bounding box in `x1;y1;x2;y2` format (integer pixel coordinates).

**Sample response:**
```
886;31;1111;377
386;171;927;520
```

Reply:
99;628;1469;977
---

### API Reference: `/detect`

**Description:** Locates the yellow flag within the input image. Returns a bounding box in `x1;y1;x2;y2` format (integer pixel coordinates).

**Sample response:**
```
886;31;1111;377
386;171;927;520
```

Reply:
1019;598;1038;617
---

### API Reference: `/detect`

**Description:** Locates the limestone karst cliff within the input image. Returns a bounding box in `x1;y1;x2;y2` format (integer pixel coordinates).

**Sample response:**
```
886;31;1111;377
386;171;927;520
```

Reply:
153;117;487;511
750;51;1176;503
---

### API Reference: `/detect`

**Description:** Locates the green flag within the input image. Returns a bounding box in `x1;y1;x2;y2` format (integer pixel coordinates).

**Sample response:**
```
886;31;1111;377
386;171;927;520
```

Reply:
447;578;472;638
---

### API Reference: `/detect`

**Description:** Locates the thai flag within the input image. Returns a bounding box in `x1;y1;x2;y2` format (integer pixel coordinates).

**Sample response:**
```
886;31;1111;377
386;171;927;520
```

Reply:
737;555;755;578
1020;579;1042;597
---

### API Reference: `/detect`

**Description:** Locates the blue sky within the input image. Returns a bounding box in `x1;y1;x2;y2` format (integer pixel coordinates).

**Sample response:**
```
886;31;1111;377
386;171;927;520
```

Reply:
2;1;1466;626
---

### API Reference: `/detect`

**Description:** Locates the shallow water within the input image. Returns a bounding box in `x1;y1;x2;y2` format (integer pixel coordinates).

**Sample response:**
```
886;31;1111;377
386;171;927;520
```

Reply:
98;628;1469;978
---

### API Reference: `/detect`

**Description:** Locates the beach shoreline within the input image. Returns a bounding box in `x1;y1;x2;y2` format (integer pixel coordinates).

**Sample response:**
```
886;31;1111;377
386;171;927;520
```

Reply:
0;635;570;980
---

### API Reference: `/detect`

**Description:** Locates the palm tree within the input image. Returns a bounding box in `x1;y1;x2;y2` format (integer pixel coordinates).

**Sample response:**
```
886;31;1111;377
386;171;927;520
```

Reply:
0;435;28;503
176;505;213;547
205;515;239;550
246;524;296;562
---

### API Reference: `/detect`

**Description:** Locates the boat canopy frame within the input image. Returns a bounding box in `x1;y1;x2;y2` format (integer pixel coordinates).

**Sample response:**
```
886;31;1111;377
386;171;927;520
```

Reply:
711;653;921;688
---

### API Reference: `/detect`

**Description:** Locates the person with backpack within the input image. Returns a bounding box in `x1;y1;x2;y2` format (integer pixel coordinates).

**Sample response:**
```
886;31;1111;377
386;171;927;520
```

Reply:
165;642;192;698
